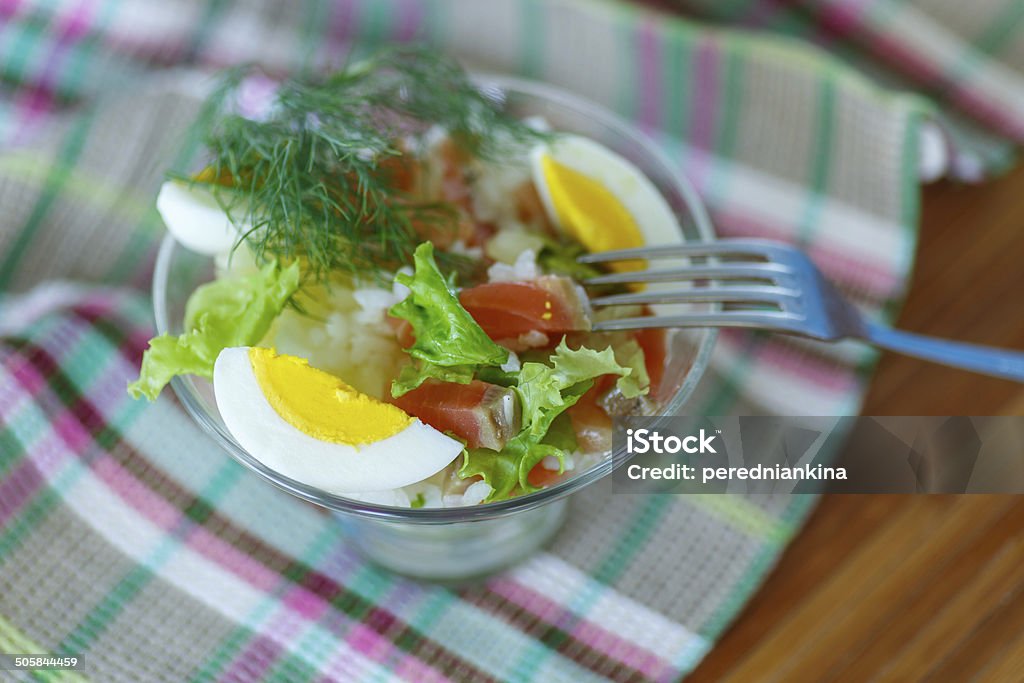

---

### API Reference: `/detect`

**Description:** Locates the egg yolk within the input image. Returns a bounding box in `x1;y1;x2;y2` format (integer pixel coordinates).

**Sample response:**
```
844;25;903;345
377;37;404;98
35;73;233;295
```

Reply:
540;155;645;259
249;348;412;446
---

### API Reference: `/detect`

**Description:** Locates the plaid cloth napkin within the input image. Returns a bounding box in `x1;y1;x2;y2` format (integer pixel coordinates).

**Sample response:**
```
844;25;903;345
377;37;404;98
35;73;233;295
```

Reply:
0;1;1017;681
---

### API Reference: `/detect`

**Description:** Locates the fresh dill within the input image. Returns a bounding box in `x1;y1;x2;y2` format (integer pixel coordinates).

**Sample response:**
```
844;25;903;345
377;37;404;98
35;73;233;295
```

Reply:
179;45;550;282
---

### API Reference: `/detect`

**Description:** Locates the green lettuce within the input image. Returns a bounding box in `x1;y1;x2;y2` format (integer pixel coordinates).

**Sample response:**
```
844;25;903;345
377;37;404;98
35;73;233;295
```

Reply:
391;361;477;398
389;242;508;397
461;340;636;501
128;260;300;401
536;237;604;283
612;338;650;400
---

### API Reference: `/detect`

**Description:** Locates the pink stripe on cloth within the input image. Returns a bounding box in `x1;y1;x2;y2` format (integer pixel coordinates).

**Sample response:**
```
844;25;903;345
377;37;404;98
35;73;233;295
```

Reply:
815;1;1024;139
9;340;455;683
220;573;364;683
309;568;453;683
747;335;862;394
5;345;95;457
0;0;26;18
387;657;452;683
317;617;452;683
13;0;101;136
330;0;359;41
90;455;186;529
0;360;92;527
70;303;153;361
637;18;663;130
219;636;286;683
280;582;332;621
16;402;429;680
2;352;47;398
393;0;425;42
686;36;722;190
0;458;44;528
712;208;905;298
487;577;672;680
219;601;327;683
91;454;285;592
56;0;95;40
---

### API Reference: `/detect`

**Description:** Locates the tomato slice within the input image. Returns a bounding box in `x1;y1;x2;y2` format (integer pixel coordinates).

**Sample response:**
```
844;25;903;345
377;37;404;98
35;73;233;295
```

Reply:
392;379;521;451
459;276;590;342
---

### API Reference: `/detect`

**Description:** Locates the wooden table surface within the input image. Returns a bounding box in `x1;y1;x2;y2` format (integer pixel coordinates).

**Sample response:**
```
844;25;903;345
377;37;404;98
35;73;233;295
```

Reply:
688;164;1024;682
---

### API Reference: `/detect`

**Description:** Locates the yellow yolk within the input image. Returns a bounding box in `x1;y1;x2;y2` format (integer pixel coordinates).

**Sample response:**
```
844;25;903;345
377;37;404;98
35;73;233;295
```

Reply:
540;155;645;271
248;347;412;446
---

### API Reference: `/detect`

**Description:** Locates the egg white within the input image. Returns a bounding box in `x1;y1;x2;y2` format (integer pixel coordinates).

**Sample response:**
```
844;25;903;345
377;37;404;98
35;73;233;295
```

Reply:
530;135;683;247
156;180;244;256
213;347;464;495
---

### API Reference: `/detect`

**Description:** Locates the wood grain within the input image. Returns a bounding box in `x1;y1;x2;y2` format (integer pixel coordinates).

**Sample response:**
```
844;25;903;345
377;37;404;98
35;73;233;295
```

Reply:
687;165;1024;682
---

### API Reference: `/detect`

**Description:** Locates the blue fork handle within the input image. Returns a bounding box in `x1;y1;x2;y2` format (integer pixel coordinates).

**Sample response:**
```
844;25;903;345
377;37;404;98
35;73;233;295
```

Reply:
862;322;1024;382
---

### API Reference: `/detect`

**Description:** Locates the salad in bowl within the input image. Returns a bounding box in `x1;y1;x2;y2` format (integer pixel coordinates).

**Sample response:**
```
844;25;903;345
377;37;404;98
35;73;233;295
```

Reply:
131;46;706;512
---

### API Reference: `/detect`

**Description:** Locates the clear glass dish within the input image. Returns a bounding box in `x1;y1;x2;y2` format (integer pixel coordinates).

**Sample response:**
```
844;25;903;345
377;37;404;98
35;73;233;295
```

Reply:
153;74;717;581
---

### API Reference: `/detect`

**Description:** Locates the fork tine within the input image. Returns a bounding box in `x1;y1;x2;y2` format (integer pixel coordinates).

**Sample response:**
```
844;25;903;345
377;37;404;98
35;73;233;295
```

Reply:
577;239;780;264
584;263;791;286
590;286;796;307
592;311;802;332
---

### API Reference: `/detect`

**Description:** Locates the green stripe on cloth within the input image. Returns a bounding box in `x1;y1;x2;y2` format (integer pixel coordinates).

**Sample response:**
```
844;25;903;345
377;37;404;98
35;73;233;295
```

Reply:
594;496;673;585
698;493;818;640
973;1;1024;58
0;108;95;289
0;485;63;574
0;614;90;683
715;48;744;162
663;28;693;136
299;0;333;69
0;12;48;89
519;0;546;78
182;0;228;62
799;77;837;245
259;536;382;682
937;1;1024;100
51;0;120;102
57;460;242;654
355;0;393;45
418;0;448;43
0;154;153;219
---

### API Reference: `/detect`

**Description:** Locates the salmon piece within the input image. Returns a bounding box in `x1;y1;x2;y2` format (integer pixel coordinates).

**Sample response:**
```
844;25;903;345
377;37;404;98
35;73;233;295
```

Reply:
393;379;521;451
527;462;564;489
386;315;415;348
567;377;614;455
459;275;591;342
634;326;668;398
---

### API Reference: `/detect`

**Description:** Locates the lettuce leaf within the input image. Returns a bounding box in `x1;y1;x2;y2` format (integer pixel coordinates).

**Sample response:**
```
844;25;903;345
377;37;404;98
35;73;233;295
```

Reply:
128;260;300;401
536;236;604;283
389;242;508;397
517;340;634;435
390;361;476;398
460;340;633;501
612;338;650;399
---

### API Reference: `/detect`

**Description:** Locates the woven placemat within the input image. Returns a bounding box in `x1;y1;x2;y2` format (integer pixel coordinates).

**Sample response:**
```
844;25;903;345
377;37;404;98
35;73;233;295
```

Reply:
0;1;944;680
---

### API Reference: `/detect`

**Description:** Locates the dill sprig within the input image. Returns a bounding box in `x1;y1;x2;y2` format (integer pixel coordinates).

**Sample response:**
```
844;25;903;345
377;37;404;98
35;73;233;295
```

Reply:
179;45;549;282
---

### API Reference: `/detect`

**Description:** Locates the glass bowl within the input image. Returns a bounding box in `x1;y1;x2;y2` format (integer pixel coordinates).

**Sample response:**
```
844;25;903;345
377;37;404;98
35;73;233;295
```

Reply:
154;74;717;581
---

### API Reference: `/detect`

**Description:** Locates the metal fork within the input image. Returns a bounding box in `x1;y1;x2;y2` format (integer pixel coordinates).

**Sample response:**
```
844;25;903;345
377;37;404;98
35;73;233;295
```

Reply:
580;238;1024;382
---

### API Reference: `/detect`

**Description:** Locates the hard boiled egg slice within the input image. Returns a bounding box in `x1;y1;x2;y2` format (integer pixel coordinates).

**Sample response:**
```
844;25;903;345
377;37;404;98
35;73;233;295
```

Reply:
213;347;463;495
530;135;683;262
156;180;247;256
